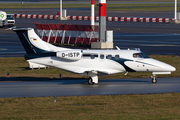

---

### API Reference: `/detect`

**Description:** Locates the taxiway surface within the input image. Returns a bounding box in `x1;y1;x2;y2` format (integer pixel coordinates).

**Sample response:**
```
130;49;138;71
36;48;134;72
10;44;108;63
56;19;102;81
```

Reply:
0;77;180;98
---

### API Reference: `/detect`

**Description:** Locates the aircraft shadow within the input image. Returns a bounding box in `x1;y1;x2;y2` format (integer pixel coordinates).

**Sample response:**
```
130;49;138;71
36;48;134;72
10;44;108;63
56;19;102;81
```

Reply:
0;77;150;84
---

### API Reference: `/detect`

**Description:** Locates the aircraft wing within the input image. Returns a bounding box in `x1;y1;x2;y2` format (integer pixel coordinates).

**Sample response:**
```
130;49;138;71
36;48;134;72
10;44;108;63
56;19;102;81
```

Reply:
82;69;109;77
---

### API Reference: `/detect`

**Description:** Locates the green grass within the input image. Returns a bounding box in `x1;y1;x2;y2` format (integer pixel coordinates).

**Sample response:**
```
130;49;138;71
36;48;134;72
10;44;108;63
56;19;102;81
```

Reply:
0;57;82;78
0;55;179;79
1;2;180;11
0;93;180;119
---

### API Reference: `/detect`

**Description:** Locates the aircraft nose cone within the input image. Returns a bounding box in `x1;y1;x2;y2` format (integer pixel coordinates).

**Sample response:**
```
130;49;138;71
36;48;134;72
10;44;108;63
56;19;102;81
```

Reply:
150;58;176;72
163;64;176;72
169;66;176;72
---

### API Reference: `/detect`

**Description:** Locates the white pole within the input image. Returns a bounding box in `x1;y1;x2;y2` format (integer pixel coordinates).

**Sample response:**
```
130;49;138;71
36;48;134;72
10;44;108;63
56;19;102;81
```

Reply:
60;0;62;18
91;0;95;25
175;0;177;20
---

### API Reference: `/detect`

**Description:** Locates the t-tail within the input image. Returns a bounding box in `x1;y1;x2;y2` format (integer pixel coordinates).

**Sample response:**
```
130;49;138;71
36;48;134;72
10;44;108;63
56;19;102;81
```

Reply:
10;27;71;55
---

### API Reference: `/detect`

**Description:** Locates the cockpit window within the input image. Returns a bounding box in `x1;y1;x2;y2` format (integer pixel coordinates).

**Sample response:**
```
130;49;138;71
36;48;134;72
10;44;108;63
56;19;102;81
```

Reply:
140;53;150;58
133;53;149;58
133;53;142;58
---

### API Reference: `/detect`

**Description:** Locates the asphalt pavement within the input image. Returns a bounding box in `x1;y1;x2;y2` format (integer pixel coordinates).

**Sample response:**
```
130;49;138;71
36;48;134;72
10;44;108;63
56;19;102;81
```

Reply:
0;77;180;98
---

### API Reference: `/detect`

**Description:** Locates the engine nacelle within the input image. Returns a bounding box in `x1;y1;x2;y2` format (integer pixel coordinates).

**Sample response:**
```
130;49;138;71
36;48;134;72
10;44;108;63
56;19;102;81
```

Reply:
56;50;82;61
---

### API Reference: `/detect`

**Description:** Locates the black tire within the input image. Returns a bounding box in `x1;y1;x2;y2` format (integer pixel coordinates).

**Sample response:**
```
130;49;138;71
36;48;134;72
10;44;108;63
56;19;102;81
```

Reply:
152;78;157;83
88;77;93;84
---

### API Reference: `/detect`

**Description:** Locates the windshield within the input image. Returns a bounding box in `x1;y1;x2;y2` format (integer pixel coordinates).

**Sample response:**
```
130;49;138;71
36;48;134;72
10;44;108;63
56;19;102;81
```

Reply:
133;53;150;58
7;15;14;20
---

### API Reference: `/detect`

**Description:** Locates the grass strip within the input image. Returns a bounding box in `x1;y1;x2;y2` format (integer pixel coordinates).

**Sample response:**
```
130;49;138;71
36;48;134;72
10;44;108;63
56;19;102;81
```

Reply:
0;93;180;119
0;55;179;79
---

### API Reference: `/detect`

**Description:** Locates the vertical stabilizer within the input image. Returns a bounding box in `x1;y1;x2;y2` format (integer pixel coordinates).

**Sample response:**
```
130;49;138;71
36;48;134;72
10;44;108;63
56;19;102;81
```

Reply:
12;28;50;55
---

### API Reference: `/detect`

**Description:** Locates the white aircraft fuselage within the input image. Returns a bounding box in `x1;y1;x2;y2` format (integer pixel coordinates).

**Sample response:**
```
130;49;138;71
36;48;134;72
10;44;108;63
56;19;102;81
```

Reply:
11;28;176;84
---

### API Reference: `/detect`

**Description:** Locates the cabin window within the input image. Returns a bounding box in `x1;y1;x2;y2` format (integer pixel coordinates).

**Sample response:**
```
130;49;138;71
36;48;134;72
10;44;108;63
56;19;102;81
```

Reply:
107;54;112;59
90;54;95;59
100;54;104;59
115;55;119;59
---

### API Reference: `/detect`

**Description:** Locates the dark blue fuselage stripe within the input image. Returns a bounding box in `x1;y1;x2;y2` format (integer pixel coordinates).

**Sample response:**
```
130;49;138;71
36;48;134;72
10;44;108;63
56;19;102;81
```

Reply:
110;57;136;72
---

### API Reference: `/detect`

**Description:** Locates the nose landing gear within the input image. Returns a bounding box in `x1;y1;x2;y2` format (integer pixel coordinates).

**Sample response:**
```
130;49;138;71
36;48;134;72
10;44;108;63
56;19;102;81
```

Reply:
151;74;157;83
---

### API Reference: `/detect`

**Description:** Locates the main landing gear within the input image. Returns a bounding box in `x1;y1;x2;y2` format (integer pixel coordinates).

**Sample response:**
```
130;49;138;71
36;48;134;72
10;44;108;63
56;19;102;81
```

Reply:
88;76;98;84
88;77;93;84
151;74;157;83
80;71;98;84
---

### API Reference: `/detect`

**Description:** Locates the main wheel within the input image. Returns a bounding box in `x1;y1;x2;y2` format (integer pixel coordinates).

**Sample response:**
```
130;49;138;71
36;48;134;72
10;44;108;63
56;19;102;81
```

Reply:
88;77;93;84
152;78;157;83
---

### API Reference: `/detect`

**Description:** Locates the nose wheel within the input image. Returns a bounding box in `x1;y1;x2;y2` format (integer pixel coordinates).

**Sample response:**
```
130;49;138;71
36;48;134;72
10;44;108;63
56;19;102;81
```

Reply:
152;78;157;83
151;74;157;83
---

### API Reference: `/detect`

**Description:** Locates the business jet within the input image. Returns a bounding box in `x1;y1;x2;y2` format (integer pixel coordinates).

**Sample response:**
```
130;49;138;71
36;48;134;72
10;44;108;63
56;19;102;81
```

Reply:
10;27;176;84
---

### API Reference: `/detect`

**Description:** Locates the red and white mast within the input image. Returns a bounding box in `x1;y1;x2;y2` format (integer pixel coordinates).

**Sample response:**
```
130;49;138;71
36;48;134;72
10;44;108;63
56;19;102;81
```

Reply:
99;0;106;42
91;0;95;25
